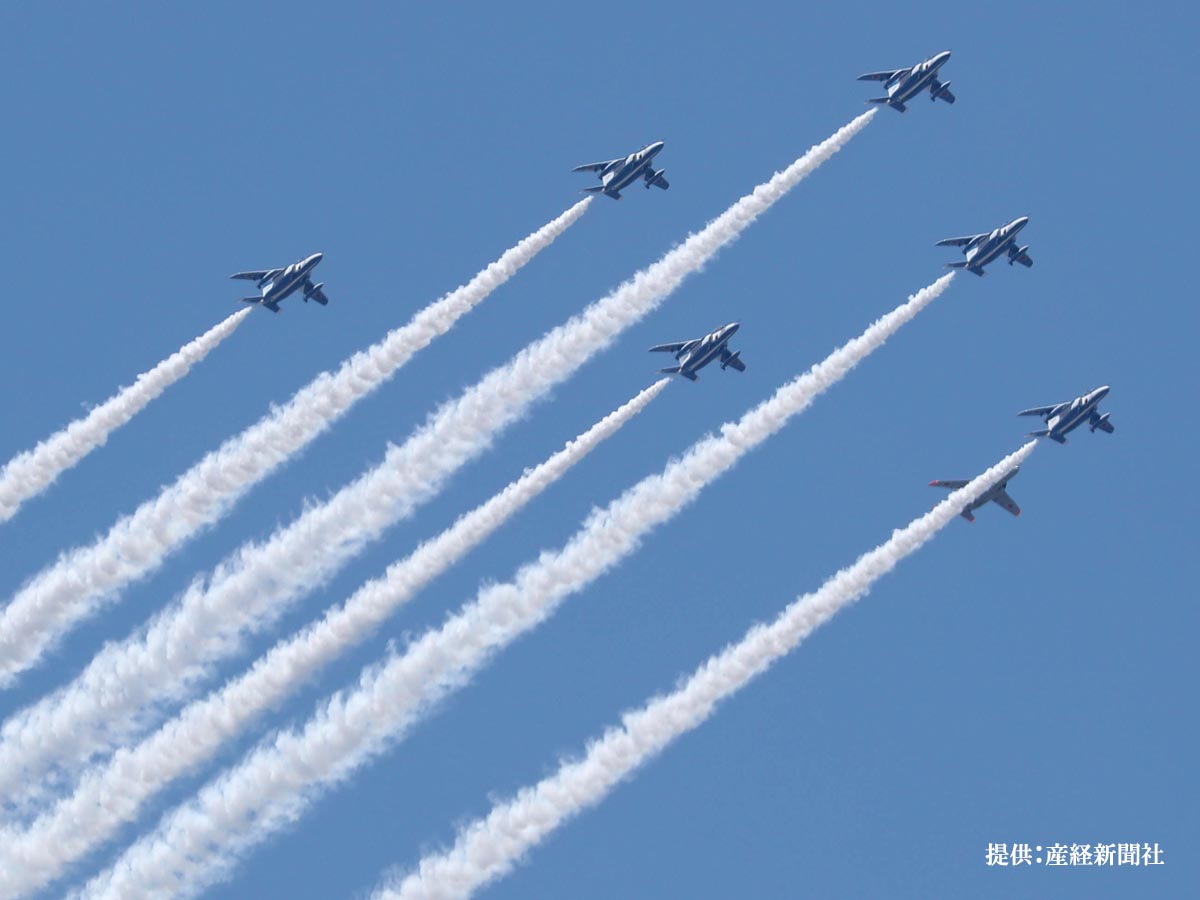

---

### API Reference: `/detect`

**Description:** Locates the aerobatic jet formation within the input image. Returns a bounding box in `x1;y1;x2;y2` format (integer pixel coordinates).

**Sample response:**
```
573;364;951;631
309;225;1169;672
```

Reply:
930;466;1022;522
650;322;745;382
936;217;1033;276
857;51;955;113
1018;385;1114;444
572;141;669;200
231;252;329;313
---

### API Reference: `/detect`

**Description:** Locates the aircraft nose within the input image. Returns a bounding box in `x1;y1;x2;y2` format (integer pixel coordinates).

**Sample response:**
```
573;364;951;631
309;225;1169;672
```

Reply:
1095;385;1111;399
309;252;324;265
649;140;665;155
725;322;740;335
935;50;952;65
1012;216;1030;230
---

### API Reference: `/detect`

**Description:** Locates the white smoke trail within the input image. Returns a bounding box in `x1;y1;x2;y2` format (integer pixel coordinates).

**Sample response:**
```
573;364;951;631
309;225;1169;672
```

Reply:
0;199;590;686
0;309;251;524
372;442;1039;900
0;380;668;898
76;269;948;900
0;111;873;806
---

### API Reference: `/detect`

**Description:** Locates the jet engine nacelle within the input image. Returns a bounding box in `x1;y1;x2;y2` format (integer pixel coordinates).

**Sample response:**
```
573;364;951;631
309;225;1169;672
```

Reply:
645;168;666;188
1090;412;1111;432
931;80;952;101
304;281;325;300
720;350;741;370
1008;245;1029;264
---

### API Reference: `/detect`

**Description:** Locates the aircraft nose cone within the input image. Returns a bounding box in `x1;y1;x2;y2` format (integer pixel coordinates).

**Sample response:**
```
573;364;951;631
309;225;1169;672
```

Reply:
649;141;665;155
309;252;324;265
935;50;952;64
1095;385;1111;398
1012;216;1030;230
725;322;740;335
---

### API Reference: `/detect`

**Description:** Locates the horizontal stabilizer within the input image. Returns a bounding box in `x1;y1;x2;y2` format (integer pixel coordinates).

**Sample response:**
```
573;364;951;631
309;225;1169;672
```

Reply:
659;366;698;382
867;97;905;112
944;261;984;276
1027;429;1066;444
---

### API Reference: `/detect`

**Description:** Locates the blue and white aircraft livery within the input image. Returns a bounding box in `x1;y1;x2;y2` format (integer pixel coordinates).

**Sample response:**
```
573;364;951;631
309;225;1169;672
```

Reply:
231;252;328;313
649;322;745;382
930;466;1022;522
936;217;1033;276
1019;385;1114;444
857;51;955;113
572;141;669;200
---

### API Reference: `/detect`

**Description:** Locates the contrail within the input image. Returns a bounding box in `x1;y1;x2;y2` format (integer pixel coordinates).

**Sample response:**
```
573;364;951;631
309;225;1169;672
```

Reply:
0;111;873;807
75;270;949;900
0;199;590;686
0;308;251;524
370;442;1039;900
0;380;668;898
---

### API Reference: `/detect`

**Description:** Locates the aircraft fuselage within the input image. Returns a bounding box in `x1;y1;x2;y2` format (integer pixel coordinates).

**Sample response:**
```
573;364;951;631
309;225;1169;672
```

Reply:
962;217;1029;273
258;253;324;305
1044;386;1111;441
673;323;740;379
599;142;665;197
886;51;951;106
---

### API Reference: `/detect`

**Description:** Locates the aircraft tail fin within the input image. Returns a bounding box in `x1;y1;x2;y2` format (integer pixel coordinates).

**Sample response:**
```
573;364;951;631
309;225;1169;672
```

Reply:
659;366;697;382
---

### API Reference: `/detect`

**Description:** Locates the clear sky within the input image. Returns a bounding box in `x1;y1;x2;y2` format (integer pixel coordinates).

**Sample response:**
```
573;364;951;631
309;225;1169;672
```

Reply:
1;1;1195;898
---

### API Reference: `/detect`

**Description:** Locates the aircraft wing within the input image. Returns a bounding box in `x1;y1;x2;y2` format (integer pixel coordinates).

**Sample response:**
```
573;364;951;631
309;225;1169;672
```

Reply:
1010;248;1033;268
1016;404;1059;418
229;268;277;281
929;479;969;490
856;69;902;82
719;348;745;371
935;234;984;247
303;278;330;306
572;159;620;173
1091;412;1115;433
648;339;696;354
929;78;956;104
991;490;1021;517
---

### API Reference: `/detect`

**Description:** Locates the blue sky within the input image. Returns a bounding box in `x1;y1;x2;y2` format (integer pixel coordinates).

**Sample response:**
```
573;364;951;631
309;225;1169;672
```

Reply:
1;1;1195;898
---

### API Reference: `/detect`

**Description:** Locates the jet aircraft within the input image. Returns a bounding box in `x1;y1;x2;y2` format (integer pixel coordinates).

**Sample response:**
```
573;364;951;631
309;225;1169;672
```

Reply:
936;217;1033;276
573;141;669;200
1018;385;1114;444
930;465;1022;522
857;51;955;112
231;252;328;313
649;322;744;382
